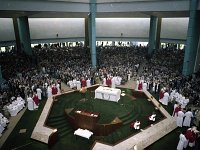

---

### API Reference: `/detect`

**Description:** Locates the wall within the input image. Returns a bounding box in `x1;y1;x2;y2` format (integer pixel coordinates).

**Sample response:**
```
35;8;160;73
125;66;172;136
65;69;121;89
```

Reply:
160;18;189;40
0;17;189;44
29;18;85;39
96;18;150;38
0;18;15;41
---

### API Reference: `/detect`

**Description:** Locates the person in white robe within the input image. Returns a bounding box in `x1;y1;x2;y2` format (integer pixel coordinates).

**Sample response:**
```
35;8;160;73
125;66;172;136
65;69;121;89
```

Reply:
149;112;156;121
27;95;34;111
0;124;5;137
47;85;52;98
176;109;185;127
86;78;91;88
111;77;116;88
135;79;139;90
169;89;176;102
76;80;81;90
127;73;131;81
36;87;42;100
72;78;77;89
16;95;23;101
177;132;188;150
183;108;193;127
68;80;73;89
162;90;170;106
133;121;140;129
0;115;9;128
181;97;189;109
56;83;61;94
142;82;147;91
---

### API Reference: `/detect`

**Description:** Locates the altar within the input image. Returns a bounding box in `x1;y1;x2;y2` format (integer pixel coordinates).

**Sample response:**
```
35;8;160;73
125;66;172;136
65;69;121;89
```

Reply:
95;86;121;102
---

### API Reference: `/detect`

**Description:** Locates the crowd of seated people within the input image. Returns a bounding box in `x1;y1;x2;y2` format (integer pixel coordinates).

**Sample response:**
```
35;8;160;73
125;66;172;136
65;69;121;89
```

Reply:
1;44;200;141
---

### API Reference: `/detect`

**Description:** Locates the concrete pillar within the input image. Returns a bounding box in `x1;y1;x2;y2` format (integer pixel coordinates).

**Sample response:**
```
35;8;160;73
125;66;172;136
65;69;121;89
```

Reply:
194;33;200;73
182;0;200;76
89;0;97;68
112;41;115;46
148;16;158;56
156;18;162;49
0;66;2;84
13;16;32;55
85;17;89;47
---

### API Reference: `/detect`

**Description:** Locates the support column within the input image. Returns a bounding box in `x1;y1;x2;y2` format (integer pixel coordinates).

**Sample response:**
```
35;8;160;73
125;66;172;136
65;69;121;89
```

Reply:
13;16;32;55
0;65;2;84
182;0;199;76
156;18;162;50
148;16;158;56
112;41;115;46
85;17;89;47
88;0;96;68
194;37;200;72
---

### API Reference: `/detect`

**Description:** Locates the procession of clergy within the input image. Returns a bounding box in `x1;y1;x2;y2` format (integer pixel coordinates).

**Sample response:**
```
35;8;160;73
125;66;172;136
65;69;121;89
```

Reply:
134;77;200;150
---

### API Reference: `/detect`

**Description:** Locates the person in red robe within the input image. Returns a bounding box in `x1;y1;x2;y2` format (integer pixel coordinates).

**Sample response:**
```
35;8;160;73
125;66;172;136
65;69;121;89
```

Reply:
173;104;182;118
185;127;198;148
81;78;86;87
159;88;165;102
138;81;143;90
32;93;39;106
106;77;112;87
52;84;58;95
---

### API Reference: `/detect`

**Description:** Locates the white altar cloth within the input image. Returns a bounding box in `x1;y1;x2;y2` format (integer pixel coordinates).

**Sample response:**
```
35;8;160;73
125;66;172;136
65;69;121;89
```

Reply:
74;128;93;139
95;86;121;102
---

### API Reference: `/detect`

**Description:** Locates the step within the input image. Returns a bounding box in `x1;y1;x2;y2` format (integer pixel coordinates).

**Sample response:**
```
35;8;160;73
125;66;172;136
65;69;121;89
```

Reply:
123;114;139;125
48;114;66;120
58;128;73;138
47;119;68;127
55;122;70;129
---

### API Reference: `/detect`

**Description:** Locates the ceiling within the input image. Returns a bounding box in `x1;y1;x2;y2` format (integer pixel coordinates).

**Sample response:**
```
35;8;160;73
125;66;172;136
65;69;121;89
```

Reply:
22;0;176;3
0;0;191;18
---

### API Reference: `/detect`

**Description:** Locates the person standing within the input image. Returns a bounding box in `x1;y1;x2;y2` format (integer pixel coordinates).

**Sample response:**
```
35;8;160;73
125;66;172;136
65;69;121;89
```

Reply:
176;109;185;127
162;90;169;106
177;131;188;150
32;92;39;110
36;86;42;100
183;108;193;127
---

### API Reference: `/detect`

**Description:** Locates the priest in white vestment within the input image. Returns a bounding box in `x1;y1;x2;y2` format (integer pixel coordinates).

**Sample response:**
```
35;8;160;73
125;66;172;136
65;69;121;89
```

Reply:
142;82;147;91
27;95;34;111
162;91;170;106
86;79;91;87
177;132;188;150
36;87;42;100
111;77;116;88
47;85;52;98
176;109;185;127
183;108;193;127
76;80;81;90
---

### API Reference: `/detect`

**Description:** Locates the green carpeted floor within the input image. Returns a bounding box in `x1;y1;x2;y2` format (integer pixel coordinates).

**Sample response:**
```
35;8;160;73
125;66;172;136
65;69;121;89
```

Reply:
1;88;188;150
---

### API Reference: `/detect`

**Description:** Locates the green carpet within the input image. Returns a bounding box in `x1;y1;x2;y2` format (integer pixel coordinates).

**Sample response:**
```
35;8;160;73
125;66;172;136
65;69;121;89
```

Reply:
1;88;180;150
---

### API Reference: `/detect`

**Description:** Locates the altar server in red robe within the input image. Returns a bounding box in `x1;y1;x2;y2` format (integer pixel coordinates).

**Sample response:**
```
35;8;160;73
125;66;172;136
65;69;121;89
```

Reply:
138;80;143;90
52;84;58;95
81;77;86;87
32;92;39;107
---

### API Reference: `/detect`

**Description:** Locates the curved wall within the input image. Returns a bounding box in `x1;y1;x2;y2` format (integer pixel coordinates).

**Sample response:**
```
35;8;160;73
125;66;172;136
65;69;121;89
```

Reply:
160;18;188;40
29;18;85;39
0;18;15;41
96;18;150;38
0;17;189;45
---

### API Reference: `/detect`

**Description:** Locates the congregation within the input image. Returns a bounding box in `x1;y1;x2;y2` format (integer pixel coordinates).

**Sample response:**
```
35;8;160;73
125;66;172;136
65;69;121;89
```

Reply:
0;44;200;148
